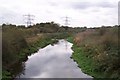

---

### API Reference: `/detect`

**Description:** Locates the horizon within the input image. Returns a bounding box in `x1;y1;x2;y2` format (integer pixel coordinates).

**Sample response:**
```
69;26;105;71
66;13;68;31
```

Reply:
0;22;119;28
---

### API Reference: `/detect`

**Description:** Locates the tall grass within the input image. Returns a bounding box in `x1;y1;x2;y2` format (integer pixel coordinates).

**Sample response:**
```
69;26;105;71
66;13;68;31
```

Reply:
73;26;120;78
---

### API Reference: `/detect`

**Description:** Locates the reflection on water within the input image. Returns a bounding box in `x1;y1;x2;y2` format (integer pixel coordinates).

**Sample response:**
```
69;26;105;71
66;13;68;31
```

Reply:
17;39;92;78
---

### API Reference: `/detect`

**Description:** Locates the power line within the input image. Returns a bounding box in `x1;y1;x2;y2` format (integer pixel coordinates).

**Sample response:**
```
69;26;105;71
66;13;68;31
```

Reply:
64;16;70;27
23;14;35;27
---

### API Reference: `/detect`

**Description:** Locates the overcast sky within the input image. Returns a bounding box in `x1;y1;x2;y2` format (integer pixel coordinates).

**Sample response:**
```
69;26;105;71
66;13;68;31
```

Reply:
0;0;119;27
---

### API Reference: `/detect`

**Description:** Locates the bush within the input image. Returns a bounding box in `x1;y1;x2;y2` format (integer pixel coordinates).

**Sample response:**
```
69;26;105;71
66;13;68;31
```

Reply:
2;27;28;70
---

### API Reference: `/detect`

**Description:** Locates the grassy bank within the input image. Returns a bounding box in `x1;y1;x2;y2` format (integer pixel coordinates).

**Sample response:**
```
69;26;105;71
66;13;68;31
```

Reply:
68;37;106;78
2;22;76;79
2;26;71;79
2;35;58;79
2;28;62;79
67;26;120;79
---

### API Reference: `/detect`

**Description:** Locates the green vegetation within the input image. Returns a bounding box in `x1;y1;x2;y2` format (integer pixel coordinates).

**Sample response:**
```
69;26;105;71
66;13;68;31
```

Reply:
2;28;59;79
68;26;120;79
2;22;85;79
2;22;119;80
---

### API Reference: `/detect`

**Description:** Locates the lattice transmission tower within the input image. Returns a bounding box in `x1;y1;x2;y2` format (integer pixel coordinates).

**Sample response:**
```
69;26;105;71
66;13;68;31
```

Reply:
23;14;35;27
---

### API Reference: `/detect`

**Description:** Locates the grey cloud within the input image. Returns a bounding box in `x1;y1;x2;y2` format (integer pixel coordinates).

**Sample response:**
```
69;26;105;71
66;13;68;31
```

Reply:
71;2;91;9
97;2;116;8
0;7;24;24
71;2;116;10
48;1;58;6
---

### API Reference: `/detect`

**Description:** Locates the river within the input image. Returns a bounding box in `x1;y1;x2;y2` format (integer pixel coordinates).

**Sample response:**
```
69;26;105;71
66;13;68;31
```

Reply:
16;39;92;78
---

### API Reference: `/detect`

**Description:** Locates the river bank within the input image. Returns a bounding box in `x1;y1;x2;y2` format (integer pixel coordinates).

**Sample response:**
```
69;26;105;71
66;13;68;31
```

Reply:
67;37;110;80
2;32;71;79
2;22;85;80
2;36;58;80
67;26;119;80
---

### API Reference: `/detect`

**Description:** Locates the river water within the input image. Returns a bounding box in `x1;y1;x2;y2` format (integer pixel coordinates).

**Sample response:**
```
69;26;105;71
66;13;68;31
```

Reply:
17;39;92;78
